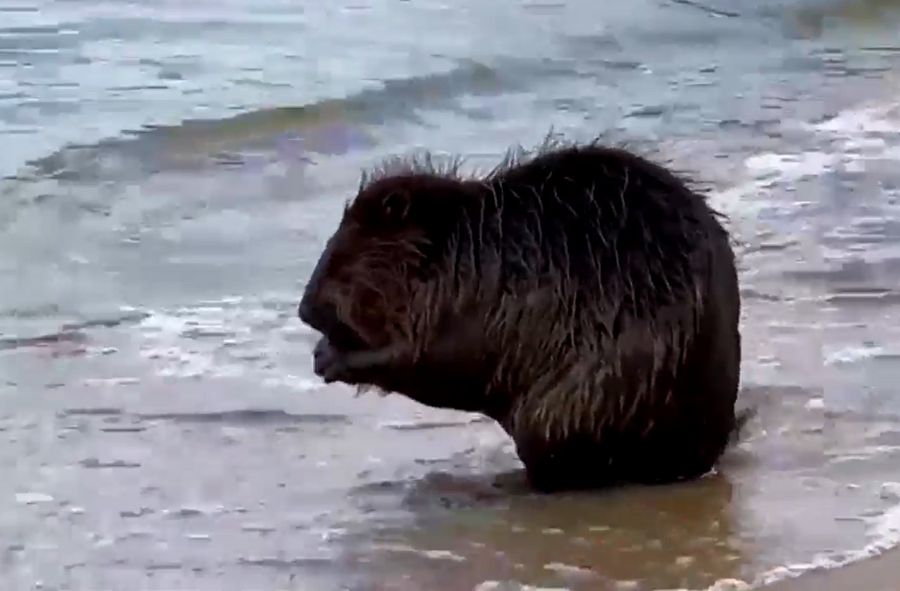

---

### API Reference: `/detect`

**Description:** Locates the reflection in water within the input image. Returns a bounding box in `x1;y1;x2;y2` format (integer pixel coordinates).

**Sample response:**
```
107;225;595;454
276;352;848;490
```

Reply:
343;467;744;590
325;377;900;590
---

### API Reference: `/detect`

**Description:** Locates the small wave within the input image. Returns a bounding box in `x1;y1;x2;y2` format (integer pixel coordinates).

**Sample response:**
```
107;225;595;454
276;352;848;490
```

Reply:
825;342;891;366
11;59;516;185
743;150;835;179
825;288;900;307
60;310;150;331
0;309;149;351
808;98;900;168
705;148;840;227
236;556;334;570
58;407;348;428
136;409;349;426
667;0;741;19
59;407;123;417
79;458;141;469
814;103;900;136
0;329;87;351
748;497;900;590
710;95;900;248
379;417;492;431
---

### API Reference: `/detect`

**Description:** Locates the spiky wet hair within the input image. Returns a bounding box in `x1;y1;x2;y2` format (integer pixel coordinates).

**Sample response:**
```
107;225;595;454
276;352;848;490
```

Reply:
355;131;612;192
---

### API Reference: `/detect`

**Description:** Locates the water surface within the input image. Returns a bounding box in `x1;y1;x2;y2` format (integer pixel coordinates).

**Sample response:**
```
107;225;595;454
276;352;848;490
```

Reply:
3;1;900;589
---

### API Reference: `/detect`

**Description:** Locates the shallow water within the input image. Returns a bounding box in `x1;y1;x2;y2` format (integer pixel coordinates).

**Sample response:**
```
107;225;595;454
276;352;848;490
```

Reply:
3;0;900;589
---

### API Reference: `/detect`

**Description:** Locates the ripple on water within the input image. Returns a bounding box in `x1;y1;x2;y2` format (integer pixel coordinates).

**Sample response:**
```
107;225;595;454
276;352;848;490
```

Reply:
133;297;322;385
136;409;350;426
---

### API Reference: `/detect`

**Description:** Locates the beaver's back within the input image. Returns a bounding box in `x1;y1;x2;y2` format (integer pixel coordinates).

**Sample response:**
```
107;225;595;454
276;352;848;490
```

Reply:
480;144;722;317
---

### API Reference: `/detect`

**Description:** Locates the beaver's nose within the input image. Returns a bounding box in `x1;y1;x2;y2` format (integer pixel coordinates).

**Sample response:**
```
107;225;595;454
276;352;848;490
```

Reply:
297;296;315;327
297;295;339;336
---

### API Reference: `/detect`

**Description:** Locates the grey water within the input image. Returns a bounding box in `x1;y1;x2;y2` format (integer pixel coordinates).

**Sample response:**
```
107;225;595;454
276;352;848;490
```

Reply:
3;0;900;589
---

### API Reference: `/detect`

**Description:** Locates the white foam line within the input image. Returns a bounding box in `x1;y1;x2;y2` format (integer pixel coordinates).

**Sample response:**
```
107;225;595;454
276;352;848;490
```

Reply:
706;147;841;227
812;102;900;136
133;293;319;382
261;375;322;392
711;93;900;231
474;583;570;591
824;343;886;367
743;151;836;178
630;492;900;591
744;498;900;590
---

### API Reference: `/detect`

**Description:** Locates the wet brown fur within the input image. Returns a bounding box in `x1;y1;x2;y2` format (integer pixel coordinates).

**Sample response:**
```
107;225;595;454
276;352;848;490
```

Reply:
298;136;742;492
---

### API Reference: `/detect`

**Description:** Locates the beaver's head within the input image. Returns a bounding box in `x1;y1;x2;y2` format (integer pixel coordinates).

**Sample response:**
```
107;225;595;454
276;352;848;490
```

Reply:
298;172;475;382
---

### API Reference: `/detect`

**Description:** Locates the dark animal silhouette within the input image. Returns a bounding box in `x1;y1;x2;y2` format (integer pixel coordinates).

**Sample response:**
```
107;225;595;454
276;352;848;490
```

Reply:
298;137;742;492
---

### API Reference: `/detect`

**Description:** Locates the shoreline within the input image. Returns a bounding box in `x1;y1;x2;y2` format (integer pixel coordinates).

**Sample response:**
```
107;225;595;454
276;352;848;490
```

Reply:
761;546;900;591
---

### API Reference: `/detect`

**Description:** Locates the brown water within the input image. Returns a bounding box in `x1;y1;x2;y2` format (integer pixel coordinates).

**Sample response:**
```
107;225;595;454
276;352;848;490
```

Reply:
3;1;900;590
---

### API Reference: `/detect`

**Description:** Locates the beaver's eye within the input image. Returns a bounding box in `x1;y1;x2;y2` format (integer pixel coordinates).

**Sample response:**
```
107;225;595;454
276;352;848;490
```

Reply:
381;190;410;221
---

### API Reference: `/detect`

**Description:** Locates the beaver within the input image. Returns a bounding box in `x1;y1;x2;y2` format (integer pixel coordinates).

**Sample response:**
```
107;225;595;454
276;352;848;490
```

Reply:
297;137;742;492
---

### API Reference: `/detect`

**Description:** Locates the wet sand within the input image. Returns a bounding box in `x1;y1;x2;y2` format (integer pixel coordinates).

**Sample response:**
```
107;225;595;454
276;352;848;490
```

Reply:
765;548;900;591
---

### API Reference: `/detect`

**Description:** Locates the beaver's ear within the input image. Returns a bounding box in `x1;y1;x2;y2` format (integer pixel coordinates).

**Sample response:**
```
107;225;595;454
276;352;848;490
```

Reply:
381;190;411;221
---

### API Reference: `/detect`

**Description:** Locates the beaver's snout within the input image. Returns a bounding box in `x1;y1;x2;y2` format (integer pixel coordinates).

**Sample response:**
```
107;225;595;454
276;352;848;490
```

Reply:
297;295;320;330
298;293;366;353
